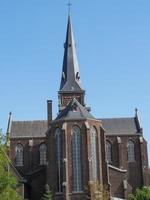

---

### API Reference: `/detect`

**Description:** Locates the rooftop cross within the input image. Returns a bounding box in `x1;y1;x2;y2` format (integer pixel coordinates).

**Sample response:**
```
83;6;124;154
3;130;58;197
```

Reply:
67;1;72;14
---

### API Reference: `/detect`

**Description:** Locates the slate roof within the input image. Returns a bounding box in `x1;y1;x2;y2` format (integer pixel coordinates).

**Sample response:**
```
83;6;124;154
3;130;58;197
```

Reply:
10;120;47;138
9;116;140;138
100;117;139;135
60;15;83;92
55;98;95;121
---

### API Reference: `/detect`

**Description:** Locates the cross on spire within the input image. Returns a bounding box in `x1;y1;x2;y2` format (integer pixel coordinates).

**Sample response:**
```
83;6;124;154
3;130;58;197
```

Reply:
67;1;72;14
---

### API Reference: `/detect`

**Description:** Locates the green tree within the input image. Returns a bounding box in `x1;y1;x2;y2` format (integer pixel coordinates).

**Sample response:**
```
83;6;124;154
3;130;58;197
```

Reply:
0;129;22;200
41;184;53;200
86;181;110;200
128;186;150;200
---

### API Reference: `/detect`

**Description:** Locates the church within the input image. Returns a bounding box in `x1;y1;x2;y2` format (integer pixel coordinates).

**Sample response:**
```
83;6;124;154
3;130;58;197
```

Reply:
7;14;150;200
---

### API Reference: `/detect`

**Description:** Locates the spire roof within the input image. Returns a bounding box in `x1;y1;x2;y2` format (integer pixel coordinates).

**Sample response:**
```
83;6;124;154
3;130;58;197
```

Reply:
60;15;83;92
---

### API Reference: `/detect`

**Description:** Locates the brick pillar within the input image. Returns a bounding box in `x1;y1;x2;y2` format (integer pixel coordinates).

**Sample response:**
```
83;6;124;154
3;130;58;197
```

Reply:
62;122;70;200
117;137;123;169
85;121;91;182
47;100;52;128
139;136;145;185
98;127;103;185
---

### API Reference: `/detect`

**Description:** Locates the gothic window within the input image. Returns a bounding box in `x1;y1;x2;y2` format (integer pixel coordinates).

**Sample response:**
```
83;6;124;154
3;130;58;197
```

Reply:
127;140;135;162
106;141;112;163
90;126;98;181
15;144;23;166
39;143;47;165
55;128;63;192
72;126;83;192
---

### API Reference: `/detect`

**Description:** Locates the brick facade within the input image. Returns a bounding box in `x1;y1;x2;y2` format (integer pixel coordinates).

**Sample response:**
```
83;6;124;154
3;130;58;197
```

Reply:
8;14;150;200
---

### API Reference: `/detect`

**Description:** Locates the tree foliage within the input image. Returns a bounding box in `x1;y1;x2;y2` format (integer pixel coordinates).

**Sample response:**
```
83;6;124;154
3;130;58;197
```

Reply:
86;181;110;200
0;129;22;200
128;186;150;200
41;184;53;200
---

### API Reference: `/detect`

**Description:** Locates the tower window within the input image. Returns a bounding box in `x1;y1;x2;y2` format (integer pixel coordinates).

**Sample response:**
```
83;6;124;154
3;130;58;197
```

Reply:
72;126;83;192
15;144;23;166
39;143;47;165
106;141;112;163
127;140;135;162
55;128;63;192
72;103;77;112
62;72;65;80
76;72;80;80
89;126;98;181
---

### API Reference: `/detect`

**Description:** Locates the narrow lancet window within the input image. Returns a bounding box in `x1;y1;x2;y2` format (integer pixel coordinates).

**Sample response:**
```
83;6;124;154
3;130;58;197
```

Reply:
90;126;98;181
55;128;63;192
39;143;47;165
15;144;23;166
72;126;83;192
106;141;112;163
127;140;135;162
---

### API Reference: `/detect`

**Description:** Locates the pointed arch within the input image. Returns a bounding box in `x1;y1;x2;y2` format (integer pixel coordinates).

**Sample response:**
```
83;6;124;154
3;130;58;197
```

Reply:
106;141;112;163
55;128;63;192
127;140;135;162
39;143;47;165
90;126;98;181
72;126;83;192
15;144;23;166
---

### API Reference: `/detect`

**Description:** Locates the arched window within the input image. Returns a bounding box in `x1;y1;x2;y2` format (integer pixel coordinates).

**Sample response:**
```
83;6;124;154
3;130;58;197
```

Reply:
55;128;63;192
106;141;112;163
90;126;98;181
15;144;23;166
72;126;83;192
127;140;135;162
39;143;47;165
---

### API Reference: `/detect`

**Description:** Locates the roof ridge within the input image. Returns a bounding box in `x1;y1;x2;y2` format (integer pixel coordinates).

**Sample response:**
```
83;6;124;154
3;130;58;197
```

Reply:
12;120;47;123
100;117;134;120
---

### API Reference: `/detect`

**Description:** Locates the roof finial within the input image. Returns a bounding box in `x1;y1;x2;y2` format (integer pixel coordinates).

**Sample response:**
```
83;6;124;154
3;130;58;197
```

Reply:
135;107;138;117
7;111;12;134
67;1;72;14
6;111;12;148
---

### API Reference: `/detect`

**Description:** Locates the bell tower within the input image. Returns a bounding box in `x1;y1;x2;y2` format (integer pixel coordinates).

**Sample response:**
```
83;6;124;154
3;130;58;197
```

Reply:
58;15;85;111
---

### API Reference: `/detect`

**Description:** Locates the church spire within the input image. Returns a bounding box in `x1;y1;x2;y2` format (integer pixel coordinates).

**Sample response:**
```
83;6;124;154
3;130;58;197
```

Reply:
60;15;83;92
58;15;85;111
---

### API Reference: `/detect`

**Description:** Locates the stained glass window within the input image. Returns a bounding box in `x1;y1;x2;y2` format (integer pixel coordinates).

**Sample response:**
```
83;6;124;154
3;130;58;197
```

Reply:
15;144;23;166
106;141;112;163
55;128;63;192
90;126;98;180
72;126;83;192
39;143;47;165
128;140;135;162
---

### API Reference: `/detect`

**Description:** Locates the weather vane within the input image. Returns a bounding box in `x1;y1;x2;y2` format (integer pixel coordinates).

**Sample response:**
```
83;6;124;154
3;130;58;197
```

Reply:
67;1;72;14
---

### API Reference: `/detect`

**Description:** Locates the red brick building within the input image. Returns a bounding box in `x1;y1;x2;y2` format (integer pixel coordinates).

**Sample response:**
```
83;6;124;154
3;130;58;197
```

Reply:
7;15;150;200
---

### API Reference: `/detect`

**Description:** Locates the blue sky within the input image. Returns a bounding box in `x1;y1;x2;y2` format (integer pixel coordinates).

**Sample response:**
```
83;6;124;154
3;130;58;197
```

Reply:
0;1;150;161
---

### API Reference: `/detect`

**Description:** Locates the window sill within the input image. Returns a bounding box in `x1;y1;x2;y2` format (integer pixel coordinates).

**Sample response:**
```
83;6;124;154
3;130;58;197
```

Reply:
55;192;63;195
128;160;136;163
71;191;84;194
15;165;23;167
39;163;47;166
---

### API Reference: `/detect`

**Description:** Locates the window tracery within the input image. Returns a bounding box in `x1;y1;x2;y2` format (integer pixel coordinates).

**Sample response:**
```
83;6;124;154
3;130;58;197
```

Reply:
90;126;98;180
39;143;47;165
106;141;112;163
55;128;63;192
127;140;135;162
72;126;83;192
15;144;23;166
